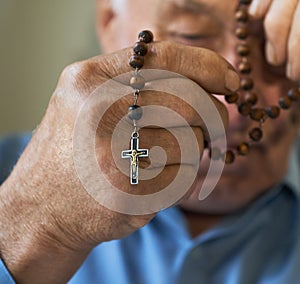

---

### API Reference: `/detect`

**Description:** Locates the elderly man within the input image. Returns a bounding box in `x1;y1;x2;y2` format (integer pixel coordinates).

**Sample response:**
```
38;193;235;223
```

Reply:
1;0;300;283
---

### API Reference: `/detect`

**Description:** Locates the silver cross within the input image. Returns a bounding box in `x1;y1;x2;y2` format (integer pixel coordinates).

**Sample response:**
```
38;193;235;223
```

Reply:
121;133;148;185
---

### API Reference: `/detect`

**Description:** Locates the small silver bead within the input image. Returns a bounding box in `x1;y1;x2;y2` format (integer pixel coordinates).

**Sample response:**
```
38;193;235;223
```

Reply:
128;105;143;121
130;75;146;90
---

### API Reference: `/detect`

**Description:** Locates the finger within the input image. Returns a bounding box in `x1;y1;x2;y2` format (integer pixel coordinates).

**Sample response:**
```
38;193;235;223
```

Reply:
287;2;300;80
97;89;228;140
98;127;204;168
139;127;204;167
97;134;201;194
86;41;240;95
263;0;298;65
249;0;273;18
138;90;229;141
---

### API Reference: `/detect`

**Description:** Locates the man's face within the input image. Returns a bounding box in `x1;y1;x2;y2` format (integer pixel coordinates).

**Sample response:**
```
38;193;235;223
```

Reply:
97;0;300;213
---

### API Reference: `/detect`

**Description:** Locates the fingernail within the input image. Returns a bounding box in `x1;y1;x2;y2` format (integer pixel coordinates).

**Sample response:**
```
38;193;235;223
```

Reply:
225;69;240;92
266;42;277;64
249;0;259;16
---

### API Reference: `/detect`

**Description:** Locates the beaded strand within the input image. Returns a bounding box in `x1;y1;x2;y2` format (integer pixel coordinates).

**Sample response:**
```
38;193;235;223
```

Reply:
210;0;300;164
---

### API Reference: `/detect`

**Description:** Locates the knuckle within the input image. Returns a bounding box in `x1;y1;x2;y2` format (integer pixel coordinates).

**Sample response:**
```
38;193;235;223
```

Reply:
60;61;85;85
59;60;108;94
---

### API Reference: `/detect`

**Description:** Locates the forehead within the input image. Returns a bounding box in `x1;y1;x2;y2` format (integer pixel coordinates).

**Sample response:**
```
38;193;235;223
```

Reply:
163;0;236;14
151;0;238;31
139;0;238;27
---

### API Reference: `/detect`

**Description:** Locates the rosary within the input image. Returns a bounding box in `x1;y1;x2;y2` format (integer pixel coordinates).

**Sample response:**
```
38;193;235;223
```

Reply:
121;31;153;184
121;0;300;185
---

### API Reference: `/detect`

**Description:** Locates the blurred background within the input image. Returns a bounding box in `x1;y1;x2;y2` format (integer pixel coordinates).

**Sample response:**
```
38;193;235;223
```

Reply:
0;0;99;136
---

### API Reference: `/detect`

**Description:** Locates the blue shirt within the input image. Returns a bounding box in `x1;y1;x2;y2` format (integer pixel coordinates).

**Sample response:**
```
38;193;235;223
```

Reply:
1;133;300;284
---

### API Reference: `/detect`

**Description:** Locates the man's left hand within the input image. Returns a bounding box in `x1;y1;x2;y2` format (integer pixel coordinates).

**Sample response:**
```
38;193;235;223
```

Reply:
249;0;300;80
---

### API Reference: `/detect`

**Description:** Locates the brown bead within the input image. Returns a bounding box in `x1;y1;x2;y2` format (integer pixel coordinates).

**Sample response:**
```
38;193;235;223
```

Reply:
266;106;280;119
238;102;252;116
237;44;250;56
133;42;148;56
287;88;300;101
209;147;222;161
129;54;144;69
225;93;239;104
237;142;250;156
235;10;249;22
250;108;266;121
249;127;263;142
239;0;252;4
235;27;249;40
223;150;235;164
130;74;146;90
244;92;258;105
279;96;292;109
238;61;252;74
241;78;254;91
138;30;154;43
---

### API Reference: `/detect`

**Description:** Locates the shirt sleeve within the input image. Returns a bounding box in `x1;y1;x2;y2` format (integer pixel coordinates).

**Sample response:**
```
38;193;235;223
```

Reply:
0;134;30;283
0;133;31;185
0;259;15;284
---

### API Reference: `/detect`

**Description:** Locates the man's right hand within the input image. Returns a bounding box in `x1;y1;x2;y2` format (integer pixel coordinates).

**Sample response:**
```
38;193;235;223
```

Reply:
0;42;239;283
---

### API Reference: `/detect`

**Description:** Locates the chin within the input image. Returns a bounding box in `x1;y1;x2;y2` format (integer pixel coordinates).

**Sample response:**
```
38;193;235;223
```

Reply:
179;147;284;214
178;113;296;214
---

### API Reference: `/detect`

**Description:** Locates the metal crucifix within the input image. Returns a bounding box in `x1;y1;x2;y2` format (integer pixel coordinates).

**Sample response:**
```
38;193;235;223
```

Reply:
121;133;149;185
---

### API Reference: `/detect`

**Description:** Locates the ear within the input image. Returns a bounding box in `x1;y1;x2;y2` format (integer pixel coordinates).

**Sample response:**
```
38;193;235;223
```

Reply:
96;0;116;51
96;0;115;32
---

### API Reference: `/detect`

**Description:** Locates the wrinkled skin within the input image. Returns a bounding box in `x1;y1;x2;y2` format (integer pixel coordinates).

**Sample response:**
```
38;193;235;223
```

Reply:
0;0;299;283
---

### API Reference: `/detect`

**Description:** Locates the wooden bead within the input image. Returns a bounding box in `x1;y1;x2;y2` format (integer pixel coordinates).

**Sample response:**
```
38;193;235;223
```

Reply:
238;102;252;116
244;92;258;105
128;105;143;120
250;108;265;121
237;44;250;56
287;88;300;101
235;27;249;39
223;150;235;164
241;78;254;90
138;30;154;43
209;147;222;161
130;75;146;90
235;10;249;22
266;106;280;119
249;127;263;142
238;61;251;74
129;54;144;69
279;96;292;109
237;142;250;156
225;93;239;104
133;42;148;56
